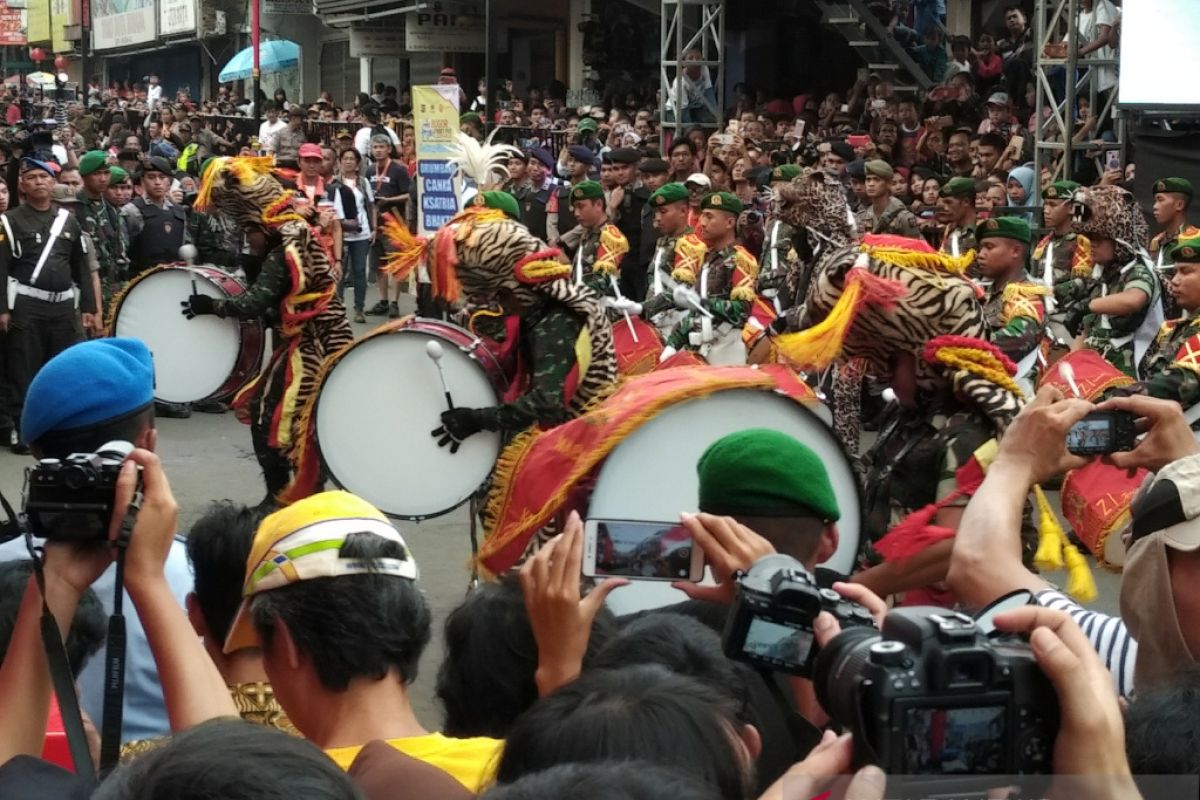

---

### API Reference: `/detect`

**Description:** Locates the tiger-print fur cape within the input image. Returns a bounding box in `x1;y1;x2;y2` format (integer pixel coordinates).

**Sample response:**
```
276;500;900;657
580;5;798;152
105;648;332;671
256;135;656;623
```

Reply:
1071;185;1148;265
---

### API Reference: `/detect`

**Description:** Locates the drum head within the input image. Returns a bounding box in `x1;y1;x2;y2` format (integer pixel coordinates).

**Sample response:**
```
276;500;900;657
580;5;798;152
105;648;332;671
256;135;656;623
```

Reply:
114;269;243;404
589;388;861;614
316;329;503;519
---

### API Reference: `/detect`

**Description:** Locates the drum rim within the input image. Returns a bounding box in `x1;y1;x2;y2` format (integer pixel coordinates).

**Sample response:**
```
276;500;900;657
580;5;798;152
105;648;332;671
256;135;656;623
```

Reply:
314;317;508;520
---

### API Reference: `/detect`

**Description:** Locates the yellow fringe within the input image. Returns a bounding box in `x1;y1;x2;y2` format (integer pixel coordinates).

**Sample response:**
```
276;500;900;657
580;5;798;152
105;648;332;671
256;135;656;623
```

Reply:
1063;542;1098;603
862;244;975;276
516;258;571;283
671;267;696;285
1032;484;1066;571
933;346;1023;397
773;273;867;371
730;285;756;302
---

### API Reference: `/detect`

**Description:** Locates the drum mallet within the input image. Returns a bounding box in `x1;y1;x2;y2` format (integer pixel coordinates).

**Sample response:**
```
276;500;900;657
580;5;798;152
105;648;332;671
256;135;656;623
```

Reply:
425;340;456;410
608;275;639;343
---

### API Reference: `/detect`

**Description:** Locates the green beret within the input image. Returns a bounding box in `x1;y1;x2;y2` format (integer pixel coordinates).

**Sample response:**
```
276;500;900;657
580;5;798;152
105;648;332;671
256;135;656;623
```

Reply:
108;166;129;185
650;182;689;207
578;118;598;133
1170;236;1200;263
699;191;743;215
473;190;521;220
77;150;110;176
459;112;482;127
570;180;604;202
1042;180;1080;201
1154;177;1193;198
977;215;1031;245
697;428;840;521
939;176;976;199
770;164;801;183
863;159;893;180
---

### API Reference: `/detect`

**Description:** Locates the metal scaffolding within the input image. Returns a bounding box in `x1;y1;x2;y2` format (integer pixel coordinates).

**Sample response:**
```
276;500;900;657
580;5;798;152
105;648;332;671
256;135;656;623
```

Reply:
1032;0;1126;202
659;0;725;136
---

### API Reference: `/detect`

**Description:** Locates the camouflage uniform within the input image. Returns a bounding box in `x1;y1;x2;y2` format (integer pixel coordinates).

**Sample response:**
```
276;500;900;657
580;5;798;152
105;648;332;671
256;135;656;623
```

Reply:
757;219;800;309
1032;231;1093;288
1139;315;1200;409
938;222;978;277
216;249;291;320
855;196;921;238
982;274;1048;368
475;298;587;432
76;191;128;321
641;228;701;319
1058;260;1159;377
568;222;628;300
1150;224;1200;320
188;210;238;270
664;243;755;351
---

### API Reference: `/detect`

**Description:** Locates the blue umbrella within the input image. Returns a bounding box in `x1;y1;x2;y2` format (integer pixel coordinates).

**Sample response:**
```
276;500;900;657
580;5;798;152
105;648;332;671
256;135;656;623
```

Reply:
219;40;300;83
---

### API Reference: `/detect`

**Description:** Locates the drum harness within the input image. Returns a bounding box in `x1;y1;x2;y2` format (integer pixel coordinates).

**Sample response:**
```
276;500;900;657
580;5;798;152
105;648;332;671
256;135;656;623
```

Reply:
2;208;77;306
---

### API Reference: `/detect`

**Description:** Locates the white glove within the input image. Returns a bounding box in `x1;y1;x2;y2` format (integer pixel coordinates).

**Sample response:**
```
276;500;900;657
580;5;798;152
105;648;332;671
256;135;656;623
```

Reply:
673;284;702;311
659;345;677;363
615;297;643;316
761;287;778;299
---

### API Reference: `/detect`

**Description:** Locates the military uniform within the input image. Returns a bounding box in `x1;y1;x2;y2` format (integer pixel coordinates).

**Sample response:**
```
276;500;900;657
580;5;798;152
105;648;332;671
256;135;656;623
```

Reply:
983;276;1048;380
0;193;96;437
188;209;238;269
939;223;978;260
77;191;127;317
855;195;921;238
758;218;800;310
1032;231;1092;288
1140;315;1200;409
1060;260;1159;377
1150;224;1200;320
664;242;757;351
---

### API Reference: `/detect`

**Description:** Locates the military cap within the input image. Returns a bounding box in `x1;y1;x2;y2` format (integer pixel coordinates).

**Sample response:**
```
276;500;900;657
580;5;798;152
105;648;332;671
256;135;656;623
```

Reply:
829;140;856;162
108;166;129;185
77;150;110;176
570;180;604;202
577;118;598;133
1153;177;1194;198
567;145;595;165
697;428;840;521
699;191;743;215
977;215;1032;245
770;164;801;183
939;176;977;199
604;147;641;165
1170;236;1200;263
650;182;689;207
459;112;482;127
864;159;894;180
638;157;670;174
472;190;521;221
528;147;555;170
1043;180;1080;201
51;184;80;205
143;156;174;176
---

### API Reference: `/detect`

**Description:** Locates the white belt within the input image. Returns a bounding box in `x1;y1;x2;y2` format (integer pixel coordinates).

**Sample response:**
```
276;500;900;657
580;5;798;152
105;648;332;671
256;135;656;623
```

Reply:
15;284;74;303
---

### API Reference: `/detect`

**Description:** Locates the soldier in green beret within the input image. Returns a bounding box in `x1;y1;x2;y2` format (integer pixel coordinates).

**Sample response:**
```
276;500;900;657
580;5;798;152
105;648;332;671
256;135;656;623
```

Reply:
855;159;920;237
1031;180;1093;347
769;164;801;183
1150;177;1200;320
641;183;704;334
75;150;128;328
660;192;761;360
975;216;1049;388
1139;237;1200;409
935;176;979;276
563;180;630;302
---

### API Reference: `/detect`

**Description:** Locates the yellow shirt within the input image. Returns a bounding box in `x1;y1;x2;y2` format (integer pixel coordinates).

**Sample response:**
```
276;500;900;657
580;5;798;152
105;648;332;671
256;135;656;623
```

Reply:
326;732;503;793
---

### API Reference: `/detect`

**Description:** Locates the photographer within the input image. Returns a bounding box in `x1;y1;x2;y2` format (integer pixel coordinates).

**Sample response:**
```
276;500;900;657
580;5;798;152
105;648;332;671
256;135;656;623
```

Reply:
948;387;1200;696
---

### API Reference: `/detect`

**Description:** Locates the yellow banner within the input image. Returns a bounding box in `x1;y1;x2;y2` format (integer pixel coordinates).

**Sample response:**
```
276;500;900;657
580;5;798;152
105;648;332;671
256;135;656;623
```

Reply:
412;84;462;236
26;0;50;45
50;0;72;52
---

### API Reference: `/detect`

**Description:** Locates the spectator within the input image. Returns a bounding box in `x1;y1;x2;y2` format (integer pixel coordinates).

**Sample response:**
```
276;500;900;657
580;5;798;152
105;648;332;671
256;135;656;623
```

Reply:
329;147;374;323
481;762;722;800
911;29;948;82
274;109;307;165
669;138;698;183
257;102;286;155
665;47;716;124
974;33;1004;93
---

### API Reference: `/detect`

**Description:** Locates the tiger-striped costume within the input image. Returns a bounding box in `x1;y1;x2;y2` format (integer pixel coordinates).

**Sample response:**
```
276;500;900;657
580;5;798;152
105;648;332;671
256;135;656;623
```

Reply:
194;156;354;503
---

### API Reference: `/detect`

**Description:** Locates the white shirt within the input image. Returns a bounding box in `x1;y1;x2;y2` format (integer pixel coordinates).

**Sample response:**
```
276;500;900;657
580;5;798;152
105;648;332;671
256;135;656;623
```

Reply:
146;83;162;113
1078;0;1119;92
257;118;287;154
333;178;373;243
353;125;400;160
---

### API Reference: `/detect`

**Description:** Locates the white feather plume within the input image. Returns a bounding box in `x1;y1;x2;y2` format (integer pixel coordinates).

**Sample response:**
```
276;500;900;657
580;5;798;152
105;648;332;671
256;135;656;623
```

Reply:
447;131;523;192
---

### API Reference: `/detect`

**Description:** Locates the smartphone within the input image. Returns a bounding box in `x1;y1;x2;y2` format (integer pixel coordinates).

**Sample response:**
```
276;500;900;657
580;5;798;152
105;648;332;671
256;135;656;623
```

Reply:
583;519;705;582
792;119;806;140
710;133;734;146
1105;148;1121;172
1008;135;1026;155
847;134;871;149
1066;411;1137;456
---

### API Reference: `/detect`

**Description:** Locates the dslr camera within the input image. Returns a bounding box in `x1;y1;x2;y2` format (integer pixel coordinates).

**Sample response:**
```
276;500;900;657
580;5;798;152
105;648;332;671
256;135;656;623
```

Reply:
813;607;1058;796
24;441;136;542
722;554;873;677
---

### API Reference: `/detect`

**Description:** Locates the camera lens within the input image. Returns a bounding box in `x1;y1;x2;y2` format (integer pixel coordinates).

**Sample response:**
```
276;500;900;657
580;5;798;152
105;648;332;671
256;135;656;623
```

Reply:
812;625;880;727
62;464;91;490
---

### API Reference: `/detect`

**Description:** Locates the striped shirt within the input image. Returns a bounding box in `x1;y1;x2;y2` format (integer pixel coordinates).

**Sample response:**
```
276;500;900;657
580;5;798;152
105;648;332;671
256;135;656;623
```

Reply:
1036;589;1137;698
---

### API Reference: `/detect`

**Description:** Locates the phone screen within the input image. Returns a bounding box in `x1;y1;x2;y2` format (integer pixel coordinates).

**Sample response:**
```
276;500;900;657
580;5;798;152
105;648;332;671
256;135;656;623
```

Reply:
1066;416;1111;453
1105;149;1121;171
592;520;695;580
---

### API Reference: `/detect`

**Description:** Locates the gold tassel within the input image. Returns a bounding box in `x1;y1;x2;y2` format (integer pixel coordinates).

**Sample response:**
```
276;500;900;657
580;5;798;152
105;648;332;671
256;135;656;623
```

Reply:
1063;542;1098;603
1032;484;1065;571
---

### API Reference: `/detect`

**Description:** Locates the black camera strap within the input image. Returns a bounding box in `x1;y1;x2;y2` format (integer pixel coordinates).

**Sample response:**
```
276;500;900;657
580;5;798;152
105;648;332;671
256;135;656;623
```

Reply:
98;535;128;776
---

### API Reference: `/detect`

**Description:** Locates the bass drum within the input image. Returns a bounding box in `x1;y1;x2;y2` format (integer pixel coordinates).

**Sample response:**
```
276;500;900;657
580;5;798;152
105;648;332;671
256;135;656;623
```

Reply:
111;265;264;404
589;389;861;614
314;318;508;519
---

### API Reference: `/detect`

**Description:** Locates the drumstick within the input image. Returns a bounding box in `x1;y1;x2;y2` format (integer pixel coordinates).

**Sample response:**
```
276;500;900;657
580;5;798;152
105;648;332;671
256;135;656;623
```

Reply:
425;340;456;410
608;275;639;343
1059;361;1081;399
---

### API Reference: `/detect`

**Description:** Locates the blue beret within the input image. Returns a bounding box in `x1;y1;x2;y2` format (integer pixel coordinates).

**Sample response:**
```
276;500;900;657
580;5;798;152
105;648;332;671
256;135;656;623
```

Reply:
528;147;555;170
567;145;596;166
22;338;155;443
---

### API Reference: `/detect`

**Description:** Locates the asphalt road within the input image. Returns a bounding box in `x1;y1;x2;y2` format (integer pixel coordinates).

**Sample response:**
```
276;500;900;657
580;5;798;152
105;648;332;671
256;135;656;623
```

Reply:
0;293;1122;730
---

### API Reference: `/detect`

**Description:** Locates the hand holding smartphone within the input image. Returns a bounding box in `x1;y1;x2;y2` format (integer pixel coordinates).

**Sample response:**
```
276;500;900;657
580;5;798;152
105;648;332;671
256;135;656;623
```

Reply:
583;519;705;581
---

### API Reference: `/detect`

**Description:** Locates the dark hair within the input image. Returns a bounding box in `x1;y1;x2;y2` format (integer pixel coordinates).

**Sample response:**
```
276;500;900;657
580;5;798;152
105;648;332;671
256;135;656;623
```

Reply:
93;719;363;800
496;665;753;800
0;560;105;674
249;532;431;691
482;761;721;800
1125;667;1200;777
978;132;1007;151
338;147;362;164
32;405;155;460
436;575;617;738
186;501;263;645
670;138;697;157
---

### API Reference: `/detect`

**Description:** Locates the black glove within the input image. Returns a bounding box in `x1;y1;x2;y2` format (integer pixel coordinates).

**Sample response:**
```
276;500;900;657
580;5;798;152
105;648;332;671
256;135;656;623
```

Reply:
431;408;484;454
181;293;220;320
770;314;790;334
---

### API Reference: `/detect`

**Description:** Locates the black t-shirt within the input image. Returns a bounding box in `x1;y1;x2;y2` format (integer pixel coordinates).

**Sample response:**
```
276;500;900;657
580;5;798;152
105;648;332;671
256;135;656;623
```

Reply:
370;159;410;200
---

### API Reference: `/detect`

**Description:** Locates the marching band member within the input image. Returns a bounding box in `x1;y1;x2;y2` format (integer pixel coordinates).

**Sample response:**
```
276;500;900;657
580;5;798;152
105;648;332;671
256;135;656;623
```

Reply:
1139;236;1200;409
641;182;705;336
975;216;1049;386
560;180;630;301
